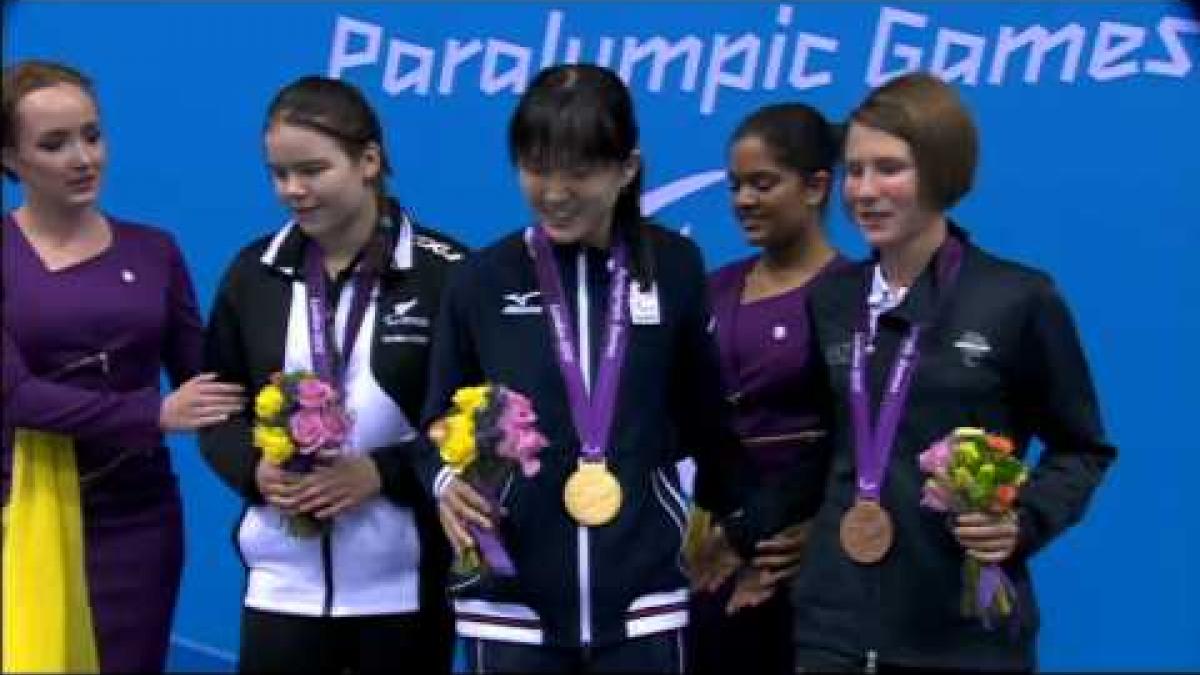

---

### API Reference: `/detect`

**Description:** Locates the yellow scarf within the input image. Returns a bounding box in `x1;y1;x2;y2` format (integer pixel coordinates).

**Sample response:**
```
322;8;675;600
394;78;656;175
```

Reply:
2;429;99;673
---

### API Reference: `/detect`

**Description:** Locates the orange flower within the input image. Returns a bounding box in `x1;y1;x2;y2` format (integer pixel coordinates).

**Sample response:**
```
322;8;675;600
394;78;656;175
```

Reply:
995;484;1018;510
986;434;1014;455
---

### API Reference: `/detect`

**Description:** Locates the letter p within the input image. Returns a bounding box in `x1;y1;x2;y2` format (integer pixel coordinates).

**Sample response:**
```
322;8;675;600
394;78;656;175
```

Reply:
328;16;383;77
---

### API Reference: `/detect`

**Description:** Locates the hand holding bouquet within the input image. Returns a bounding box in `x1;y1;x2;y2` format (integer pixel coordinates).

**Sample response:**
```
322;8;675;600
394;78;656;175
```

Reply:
431;384;547;589
253;371;352;537
918;427;1027;631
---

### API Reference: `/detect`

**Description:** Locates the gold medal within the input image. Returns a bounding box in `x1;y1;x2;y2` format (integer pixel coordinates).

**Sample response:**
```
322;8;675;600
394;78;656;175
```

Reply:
839;499;894;565
563;461;622;526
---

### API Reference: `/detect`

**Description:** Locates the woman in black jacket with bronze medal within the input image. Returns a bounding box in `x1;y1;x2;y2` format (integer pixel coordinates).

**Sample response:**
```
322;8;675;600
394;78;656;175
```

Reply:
710;73;1117;672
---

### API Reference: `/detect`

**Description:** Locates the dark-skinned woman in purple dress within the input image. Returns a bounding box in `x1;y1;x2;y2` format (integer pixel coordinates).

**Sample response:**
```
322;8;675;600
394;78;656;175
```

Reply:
689;103;848;675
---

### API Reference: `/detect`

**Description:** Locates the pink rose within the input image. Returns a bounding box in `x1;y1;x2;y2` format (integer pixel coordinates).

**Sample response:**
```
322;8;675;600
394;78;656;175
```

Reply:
320;408;352;447
295;378;336;409
918;439;952;477
920;478;952;512
502;428;546;477
501;391;536;428
289;408;328;452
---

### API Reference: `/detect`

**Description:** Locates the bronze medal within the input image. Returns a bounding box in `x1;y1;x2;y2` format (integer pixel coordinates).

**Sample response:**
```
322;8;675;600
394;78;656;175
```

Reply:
839;500;894;564
563;461;622;526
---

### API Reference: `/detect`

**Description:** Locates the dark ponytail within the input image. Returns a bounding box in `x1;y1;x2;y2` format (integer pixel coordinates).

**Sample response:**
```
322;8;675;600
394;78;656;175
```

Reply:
731;102;839;211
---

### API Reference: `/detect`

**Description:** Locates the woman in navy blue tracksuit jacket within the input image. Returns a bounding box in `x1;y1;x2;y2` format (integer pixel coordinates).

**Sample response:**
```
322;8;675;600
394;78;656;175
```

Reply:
412;64;748;673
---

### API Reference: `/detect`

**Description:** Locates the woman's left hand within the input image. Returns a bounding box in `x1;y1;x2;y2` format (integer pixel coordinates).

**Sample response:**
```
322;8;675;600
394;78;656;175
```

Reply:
290;456;382;519
952;511;1019;563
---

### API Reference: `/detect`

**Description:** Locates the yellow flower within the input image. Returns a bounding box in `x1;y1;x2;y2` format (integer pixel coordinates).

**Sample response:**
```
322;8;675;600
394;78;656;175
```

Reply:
438;413;477;470
254;424;294;465
255;384;286;420
452;386;489;416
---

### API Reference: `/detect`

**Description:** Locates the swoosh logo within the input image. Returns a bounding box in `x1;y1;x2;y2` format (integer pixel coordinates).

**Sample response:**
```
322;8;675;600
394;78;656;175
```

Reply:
640;169;725;216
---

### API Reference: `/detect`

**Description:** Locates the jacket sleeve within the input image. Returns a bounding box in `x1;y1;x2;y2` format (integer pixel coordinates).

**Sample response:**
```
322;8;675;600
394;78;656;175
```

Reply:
197;253;264;504
720;300;835;557
368;436;441;506
369;249;471;507
1013;278;1116;559
2;329;162;448
667;240;754;522
160;233;204;387
414;261;483;498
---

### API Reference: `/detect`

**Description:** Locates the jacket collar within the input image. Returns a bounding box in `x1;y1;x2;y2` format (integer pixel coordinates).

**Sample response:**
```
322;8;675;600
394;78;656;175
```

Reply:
864;221;972;327
259;206;415;279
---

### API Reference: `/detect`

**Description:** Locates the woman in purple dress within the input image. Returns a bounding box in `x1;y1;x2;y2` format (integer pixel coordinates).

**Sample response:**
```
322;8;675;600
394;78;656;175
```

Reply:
689;103;848;674
1;60;244;672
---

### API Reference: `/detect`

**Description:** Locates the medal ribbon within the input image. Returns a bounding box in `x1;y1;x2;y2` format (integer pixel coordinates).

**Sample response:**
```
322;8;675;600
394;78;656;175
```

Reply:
850;235;963;501
528;226;631;462
303;229;388;391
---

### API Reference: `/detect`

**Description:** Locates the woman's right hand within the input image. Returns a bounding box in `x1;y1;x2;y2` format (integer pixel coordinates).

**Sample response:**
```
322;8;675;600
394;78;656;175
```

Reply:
438;476;496;556
255;457;303;514
160;372;245;431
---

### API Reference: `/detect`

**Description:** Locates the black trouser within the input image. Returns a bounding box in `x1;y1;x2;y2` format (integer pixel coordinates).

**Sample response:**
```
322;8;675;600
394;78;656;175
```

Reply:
238;607;450;674
464;630;685;674
688;585;792;675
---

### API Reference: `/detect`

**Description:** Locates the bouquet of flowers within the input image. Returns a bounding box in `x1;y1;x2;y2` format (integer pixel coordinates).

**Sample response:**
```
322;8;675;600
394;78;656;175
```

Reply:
252;371;352;537
918;427;1027;631
431;384;547;590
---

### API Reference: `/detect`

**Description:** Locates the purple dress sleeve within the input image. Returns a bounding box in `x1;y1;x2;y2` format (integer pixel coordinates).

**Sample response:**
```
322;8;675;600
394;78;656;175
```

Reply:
2;328;161;448
159;235;203;387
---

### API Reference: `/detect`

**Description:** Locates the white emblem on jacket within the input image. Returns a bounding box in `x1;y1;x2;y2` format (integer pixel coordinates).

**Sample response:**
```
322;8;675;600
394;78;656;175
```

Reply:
414;235;464;262
953;330;992;367
502;290;543;315
629;282;661;325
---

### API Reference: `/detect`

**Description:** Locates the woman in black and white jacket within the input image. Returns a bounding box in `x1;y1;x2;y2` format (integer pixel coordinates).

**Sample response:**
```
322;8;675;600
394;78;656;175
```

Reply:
199;76;466;673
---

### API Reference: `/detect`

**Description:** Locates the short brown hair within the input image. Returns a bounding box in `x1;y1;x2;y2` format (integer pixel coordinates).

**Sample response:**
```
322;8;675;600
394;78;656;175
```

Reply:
848;72;977;210
2;60;96;179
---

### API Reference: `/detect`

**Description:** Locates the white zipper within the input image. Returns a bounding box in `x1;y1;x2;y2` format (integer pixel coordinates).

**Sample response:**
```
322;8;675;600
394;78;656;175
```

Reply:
865;649;878;674
576;249;593;645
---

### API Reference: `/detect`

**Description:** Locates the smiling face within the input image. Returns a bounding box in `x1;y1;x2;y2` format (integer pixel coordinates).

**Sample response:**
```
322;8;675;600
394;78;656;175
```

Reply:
842;122;940;252
728;134;828;251
518;155;638;248
3;83;106;210
264;121;380;242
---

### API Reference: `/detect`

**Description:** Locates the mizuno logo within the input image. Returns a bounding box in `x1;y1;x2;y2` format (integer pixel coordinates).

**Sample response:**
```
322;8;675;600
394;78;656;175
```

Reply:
502;290;543;315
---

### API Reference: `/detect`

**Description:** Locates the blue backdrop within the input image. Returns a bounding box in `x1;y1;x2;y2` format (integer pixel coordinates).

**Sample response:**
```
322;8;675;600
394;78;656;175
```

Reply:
4;2;1198;671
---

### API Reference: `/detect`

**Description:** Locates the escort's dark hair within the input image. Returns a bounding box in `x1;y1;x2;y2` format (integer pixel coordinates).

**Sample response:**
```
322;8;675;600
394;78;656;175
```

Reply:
848;72;978;210
731;102;840;209
265;76;393;215
2;60;97;181
508;64;654;288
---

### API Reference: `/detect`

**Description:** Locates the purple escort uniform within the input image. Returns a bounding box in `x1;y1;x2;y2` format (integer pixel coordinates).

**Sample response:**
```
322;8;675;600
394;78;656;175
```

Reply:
689;254;848;673
709;256;848;474
2;214;200;672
